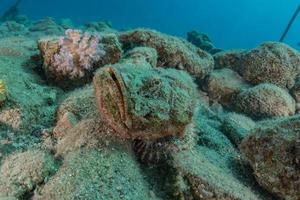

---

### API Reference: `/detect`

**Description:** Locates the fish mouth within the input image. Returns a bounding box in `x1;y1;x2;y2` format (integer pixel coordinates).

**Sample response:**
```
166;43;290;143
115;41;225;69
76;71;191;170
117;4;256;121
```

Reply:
94;66;131;138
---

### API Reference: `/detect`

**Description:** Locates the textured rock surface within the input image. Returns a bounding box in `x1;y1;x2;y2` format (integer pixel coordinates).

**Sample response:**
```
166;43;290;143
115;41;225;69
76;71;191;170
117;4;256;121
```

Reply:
167;104;273;200
1;15;298;200
29;17;64;36
205;68;250;107
119;29;214;79
0;36;60;134
187;30;215;52
34;149;160;200
291;74;300;108
213;49;247;73
235;83;296;119
0;150;58;199
221;112;256;146
240;115;300;200
240;42;300;89
56;85;98;121
0;80;7;106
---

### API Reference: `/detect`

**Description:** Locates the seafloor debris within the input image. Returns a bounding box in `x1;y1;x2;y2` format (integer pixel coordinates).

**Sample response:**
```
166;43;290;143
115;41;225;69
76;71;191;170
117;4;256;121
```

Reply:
94;47;197;140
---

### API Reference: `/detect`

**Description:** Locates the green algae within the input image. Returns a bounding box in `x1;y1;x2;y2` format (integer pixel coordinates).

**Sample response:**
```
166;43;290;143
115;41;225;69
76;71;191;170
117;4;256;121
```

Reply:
35;149;161;200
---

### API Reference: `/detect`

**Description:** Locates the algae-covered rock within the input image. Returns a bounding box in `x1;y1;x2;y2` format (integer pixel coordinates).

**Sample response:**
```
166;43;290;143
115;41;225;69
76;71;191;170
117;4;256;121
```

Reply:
205;68;250;107
0;150;58;199
54;117;122;157
94;65;197;140
240;42;300;89
56;85;98;122
29;17;64;35
235;83;296;119
34;149;160;200
0;36;61;133
84;21;117;33
124;46;158;68
119;29;214;80
213;49;247;72
221;112;256;146
167;104;273;200
52;111;78;138
187;30;215;52
0;80;7;106
291;74;300;112
240;115;300;200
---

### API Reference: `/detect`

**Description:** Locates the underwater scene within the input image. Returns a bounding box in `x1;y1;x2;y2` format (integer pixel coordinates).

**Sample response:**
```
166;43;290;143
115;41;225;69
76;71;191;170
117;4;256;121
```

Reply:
0;0;300;199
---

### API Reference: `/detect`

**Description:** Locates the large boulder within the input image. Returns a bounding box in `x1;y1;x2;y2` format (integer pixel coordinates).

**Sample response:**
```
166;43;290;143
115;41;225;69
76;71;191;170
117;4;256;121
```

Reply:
221;112;256;146
240;42;300;89
240;115;300;200
119;29;215;80
166;104;273;200
213;49;247;73
0;150;58;199
234;83;296;119
205;68;250;107
33;149;159;200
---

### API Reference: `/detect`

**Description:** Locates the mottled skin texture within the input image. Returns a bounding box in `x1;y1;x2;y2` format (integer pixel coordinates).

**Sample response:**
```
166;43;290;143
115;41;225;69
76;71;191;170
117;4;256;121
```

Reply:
119;29;214;80
240;115;300;200
235;83;296;119
94;47;197;140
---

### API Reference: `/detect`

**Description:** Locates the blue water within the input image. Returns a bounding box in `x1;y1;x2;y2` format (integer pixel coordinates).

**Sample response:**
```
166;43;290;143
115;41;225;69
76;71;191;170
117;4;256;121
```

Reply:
1;0;300;49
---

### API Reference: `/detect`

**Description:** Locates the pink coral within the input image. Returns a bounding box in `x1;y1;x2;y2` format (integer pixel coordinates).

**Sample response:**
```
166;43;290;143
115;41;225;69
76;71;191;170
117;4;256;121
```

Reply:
50;29;105;80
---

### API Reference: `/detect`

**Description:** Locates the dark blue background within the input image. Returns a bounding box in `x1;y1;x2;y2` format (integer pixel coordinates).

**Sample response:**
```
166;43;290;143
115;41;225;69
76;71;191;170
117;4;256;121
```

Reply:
1;0;300;49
